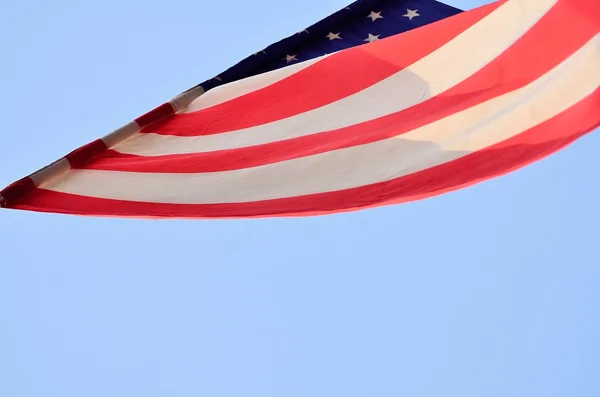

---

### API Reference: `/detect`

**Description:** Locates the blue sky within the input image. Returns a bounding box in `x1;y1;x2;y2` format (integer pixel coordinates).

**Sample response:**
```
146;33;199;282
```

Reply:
1;1;598;396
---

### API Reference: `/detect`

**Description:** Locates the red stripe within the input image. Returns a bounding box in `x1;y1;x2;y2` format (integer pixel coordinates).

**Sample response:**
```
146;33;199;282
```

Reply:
9;88;599;218
139;1;503;137
85;0;597;173
0;177;35;205
135;102;175;127
65;139;107;167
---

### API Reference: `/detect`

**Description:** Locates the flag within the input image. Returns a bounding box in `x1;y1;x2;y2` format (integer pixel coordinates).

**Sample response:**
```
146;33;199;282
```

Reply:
1;0;598;219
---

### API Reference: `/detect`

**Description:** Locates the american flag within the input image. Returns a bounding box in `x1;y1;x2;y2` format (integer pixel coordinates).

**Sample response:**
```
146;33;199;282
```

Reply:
1;0;599;218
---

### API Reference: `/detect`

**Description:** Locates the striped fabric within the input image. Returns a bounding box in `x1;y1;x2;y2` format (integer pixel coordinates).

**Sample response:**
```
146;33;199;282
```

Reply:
1;0;599;218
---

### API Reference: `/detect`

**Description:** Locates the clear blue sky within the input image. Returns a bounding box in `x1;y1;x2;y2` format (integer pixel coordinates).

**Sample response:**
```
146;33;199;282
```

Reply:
1;1;598;396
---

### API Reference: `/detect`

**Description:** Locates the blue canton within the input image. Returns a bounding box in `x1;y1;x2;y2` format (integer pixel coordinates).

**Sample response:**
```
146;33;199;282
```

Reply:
194;0;462;93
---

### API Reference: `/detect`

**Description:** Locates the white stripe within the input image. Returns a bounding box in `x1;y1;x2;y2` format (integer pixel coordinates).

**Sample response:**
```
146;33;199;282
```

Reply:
101;120;141;148
30;158;71;187
169;85;206;113
113;0;558;157
182;55;329;113
43;35;600;204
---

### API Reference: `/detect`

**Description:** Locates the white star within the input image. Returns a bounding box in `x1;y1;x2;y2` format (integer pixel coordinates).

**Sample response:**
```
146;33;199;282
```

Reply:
363;33;380;43
326;32;341;40
403;9;420;20
367;11;383;22
285;54;298;63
